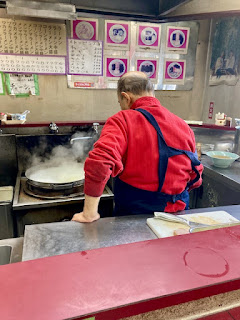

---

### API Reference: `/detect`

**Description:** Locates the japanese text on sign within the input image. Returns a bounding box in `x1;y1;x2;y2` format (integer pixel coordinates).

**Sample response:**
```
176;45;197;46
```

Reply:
0;54;66;75
0;18;66;56
68;39;103;76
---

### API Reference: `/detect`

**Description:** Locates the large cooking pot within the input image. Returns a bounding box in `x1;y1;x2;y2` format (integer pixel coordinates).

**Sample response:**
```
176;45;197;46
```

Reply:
25;162;85;190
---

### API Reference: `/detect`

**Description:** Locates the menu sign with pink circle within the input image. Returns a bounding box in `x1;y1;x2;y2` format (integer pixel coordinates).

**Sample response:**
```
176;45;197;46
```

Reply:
72;18;98;40
166;27;190;54
105;20;130;50
105;57;128;79
136;23;161;52
164;59;186;85
136;58;158;81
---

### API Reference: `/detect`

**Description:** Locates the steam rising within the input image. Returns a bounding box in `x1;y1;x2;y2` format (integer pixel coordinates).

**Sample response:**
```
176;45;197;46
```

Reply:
28;132;95;170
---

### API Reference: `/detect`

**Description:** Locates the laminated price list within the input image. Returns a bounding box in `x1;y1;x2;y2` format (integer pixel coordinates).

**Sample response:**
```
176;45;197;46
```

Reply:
0;54;66;75
68;39;103;76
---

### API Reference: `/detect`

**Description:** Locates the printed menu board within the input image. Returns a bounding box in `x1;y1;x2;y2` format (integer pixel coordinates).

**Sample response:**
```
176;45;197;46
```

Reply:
68;39;103;76
0;18;66;56
0;54;66;75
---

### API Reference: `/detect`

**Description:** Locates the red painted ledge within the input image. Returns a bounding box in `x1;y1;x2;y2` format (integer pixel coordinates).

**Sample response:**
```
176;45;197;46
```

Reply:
1;225;240;320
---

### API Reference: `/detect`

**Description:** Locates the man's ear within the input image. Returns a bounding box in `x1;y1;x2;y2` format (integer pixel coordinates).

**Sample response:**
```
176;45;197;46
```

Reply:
121;92;131;106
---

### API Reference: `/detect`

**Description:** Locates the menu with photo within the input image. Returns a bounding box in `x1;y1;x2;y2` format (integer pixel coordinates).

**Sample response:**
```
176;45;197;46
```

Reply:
0;54;66;75
136;58;158;81
166;27;190;54
136;23;161;52
163;59;186;85
0;18;66;56
105;20;130;50
105;57;128;79
68;39;103;76
72;18;98;40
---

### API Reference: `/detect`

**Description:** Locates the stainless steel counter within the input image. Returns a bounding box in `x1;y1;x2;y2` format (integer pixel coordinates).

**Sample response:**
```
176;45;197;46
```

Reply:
201;155;240;191
22;214;156;261
22;205;240;262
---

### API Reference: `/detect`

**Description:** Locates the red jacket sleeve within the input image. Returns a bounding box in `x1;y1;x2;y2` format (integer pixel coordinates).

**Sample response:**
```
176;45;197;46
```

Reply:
84;113;128;197
188;128;204;191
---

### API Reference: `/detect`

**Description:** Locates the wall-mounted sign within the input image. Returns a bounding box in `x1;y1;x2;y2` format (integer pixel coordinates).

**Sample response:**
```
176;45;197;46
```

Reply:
0;18;66;56
163;59;186;85
166;27;190;54
105;20;130;50
105;57;128;79
0;72;5;95
136;23;161;52
68;39;103;76
72;18;98;40
5;73;39;96
136;58;158;82
0;54;66;75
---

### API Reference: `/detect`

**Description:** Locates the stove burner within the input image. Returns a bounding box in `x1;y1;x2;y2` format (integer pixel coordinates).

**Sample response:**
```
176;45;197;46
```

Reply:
24;181;84;199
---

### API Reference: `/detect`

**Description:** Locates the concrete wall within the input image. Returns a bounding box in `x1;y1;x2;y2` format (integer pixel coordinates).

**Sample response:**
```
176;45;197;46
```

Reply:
0;7;210;122
167;0;240;16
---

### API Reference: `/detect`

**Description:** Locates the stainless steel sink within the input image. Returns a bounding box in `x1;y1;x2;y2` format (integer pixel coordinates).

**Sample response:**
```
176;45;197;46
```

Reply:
0;238;23;265
0;245;12;265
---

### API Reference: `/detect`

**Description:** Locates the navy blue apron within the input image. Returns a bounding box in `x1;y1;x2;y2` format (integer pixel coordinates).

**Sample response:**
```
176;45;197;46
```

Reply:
114;108;201;216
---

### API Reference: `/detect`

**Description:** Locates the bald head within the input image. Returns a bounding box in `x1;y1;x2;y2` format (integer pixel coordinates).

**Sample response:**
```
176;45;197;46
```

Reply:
117;71;154;97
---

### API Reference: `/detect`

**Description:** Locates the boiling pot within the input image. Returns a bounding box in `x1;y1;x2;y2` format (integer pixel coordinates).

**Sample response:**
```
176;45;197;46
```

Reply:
25;162;85;191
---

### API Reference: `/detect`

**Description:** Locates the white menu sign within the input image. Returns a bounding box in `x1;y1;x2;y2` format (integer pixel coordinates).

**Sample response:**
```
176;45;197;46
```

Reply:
0;54;66;75
0;18;66;56
68;39;103;76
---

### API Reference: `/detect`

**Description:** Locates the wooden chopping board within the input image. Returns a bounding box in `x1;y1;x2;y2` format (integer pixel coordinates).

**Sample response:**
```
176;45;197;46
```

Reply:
147;211;239;238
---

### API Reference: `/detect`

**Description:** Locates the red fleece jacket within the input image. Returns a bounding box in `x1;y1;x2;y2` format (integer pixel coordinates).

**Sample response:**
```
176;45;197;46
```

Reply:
84;97;203;212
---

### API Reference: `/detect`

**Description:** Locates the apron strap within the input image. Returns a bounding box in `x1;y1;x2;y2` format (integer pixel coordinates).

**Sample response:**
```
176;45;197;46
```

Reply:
137;108;169;192
136;108;201;192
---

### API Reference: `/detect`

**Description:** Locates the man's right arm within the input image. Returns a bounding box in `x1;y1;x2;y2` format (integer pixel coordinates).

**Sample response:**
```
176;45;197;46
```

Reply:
84;113;128;198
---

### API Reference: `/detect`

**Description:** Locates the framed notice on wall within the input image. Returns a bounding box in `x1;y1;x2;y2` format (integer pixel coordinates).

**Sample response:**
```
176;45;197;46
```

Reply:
166;27;190;54
72;18;98;40
68;39;103;76
0;18;66;56
105;20;130;50
0;72;5;95
136;58;159;82
136;23;161;52
105;57;129;79
163;59;186;85
0;54;66;75
5;73;39;96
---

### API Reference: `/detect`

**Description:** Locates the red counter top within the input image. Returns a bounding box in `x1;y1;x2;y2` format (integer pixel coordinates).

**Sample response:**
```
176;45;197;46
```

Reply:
1;226;240;320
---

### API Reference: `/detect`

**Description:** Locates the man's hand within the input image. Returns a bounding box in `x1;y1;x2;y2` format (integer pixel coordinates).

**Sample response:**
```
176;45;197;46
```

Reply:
72;211;100;223
71;194;101;223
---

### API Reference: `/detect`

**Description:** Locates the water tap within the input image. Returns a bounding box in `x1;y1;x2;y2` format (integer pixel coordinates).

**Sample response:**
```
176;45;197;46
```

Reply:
49;122;59;134
93;123;99;134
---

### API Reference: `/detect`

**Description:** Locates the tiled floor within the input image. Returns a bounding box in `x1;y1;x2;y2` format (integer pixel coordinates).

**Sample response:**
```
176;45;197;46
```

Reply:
199;306;240;320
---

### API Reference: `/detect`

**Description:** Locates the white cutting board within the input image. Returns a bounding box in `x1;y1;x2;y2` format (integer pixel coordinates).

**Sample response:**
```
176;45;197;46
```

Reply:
147;211;239;238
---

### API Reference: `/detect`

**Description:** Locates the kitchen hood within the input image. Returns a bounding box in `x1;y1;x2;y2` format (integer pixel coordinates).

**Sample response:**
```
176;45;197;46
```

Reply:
6;0;77;20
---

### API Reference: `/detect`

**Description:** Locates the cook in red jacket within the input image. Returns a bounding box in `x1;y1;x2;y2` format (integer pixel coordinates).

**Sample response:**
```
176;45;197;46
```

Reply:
72;72;203;223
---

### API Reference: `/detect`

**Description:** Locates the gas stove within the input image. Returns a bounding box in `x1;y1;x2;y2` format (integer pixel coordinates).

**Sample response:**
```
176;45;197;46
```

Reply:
13;172;113;210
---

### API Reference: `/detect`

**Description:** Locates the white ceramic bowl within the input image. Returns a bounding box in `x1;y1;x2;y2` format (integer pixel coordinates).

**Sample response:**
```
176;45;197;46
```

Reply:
206;151;239;168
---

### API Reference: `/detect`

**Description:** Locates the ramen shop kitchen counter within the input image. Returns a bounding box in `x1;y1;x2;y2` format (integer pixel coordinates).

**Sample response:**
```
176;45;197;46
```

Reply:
22;205;240;261
201;155;240;191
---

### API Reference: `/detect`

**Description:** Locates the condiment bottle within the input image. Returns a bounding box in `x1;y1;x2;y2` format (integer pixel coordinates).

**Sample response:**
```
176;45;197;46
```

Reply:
196;143;202;161
0;113;6;121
